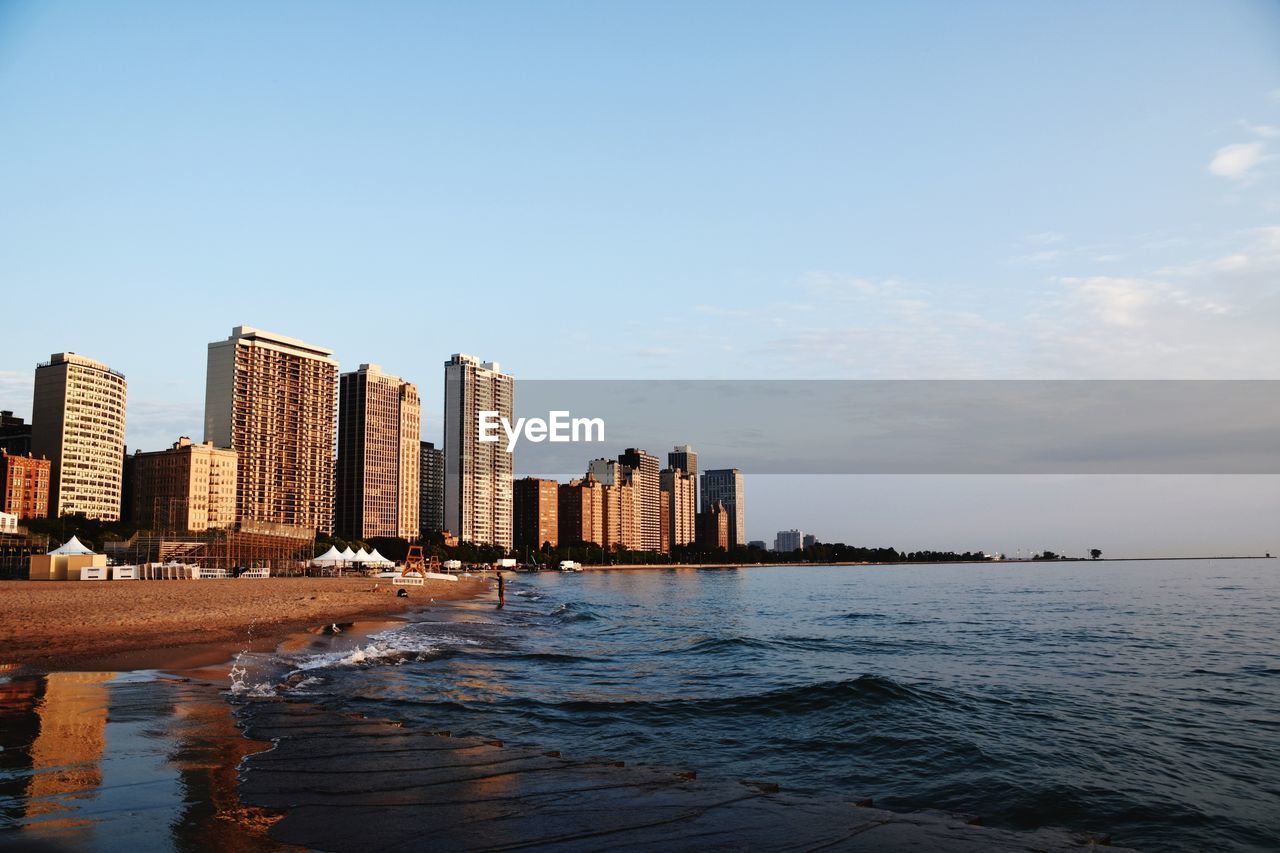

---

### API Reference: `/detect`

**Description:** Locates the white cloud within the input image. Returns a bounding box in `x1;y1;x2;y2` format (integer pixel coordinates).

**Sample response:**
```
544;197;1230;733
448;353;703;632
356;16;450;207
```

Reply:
1057;277;1158;327
1239;121;1280;139
1010;249;1061;265
1026;231;1067;245
1209;142;1268;180
1029;227;1280;377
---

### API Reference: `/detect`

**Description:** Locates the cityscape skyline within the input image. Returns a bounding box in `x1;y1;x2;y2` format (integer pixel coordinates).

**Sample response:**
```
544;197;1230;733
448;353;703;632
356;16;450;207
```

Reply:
0;328;1275;555
1;333;759;557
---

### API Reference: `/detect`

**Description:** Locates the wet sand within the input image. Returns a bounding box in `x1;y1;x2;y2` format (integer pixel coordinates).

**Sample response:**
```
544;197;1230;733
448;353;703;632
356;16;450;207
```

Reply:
0;576;489;671
0;669;295;851
236;701;1132;852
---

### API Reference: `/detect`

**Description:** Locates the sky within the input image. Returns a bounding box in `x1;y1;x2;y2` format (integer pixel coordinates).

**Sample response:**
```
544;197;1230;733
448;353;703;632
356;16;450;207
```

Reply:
1;1;1278;555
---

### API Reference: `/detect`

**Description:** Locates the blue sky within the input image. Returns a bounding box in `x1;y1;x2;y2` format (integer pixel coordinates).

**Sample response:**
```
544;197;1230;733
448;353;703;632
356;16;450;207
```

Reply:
2;1;1277;553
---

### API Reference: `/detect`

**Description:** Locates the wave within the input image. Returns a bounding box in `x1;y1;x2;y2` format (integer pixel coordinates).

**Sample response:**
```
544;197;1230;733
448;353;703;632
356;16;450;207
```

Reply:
507;675;950;721
507;652;601;664
827;612;888;622
679;636;773;654
288;626;477;673
550;602;601;623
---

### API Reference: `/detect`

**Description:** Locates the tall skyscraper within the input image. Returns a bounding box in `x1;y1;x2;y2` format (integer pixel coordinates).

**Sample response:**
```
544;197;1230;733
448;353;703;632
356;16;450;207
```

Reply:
618;448;660;552
513;477;559;551
31;353;127;520
204;326;338;533
660;467;696;549
443;354;513;549
588;458;640;550
335;364;420;540
130;438;237;533
668;444;698;510
701;468;745;547
558;475;602;546
419;441;445;534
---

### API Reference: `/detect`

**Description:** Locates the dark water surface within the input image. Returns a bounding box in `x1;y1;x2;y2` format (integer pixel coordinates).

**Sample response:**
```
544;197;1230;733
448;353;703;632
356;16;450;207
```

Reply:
244;559;1279;852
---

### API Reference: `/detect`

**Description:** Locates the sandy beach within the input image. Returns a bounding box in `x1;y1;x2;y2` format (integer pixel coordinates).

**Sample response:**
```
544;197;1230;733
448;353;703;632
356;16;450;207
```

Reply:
0;576;490;670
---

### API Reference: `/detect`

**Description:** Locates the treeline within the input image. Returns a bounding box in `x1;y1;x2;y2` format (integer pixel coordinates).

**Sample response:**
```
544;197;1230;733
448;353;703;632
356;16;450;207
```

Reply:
23;517;997;567
501;540;990;566
22;514;142;553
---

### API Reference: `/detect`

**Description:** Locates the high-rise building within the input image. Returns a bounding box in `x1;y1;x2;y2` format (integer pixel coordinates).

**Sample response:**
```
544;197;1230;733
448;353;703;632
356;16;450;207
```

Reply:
0;450;51;520
668;444;698;511
701;468;744;547
204;326;338;533
0;411;32;455
443;354;513;549
335;364;420;540
31;353;127;520
558;475;603;546
775;529;804;552
601;481;637;551
659;467;696;549
803;533;817;549
618;448;660;551
696;500;731;550
659;489;670;554
588;459;640;551
588;457;619;486
419;441;445;534
513;477;559;551
130;438;237;533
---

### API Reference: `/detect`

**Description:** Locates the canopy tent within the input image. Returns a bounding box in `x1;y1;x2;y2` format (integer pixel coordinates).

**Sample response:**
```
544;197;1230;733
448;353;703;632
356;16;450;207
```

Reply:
365;548;393;567
352;548;373;563
48;536;96;556
340;547;357;561
311;545;344;564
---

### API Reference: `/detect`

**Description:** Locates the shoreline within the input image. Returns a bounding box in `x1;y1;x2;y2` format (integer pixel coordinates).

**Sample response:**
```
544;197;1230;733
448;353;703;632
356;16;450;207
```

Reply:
0;575;491;672
565;554;1273;572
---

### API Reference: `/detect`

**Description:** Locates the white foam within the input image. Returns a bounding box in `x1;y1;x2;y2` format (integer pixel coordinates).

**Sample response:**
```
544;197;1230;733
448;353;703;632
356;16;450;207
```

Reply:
288;626;477;673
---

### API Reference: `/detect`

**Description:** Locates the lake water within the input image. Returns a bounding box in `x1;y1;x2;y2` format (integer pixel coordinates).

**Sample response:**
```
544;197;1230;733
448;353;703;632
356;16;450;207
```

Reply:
250;558;1280;852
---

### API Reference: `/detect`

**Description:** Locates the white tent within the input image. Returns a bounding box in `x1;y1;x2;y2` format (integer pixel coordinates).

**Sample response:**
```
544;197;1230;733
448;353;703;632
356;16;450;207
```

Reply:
340;547;357;561
48;536;95;556
312;545;344;564
352;548;373;563
365;548;393;567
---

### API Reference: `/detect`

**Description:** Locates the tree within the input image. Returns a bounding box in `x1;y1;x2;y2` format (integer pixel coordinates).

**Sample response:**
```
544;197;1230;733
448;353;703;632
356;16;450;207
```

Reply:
1090;548;1102;560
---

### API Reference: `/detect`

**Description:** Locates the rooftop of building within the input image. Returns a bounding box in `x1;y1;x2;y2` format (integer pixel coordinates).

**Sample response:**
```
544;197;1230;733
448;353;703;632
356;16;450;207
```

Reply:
218;325;335;359
447;353;505;373
38;352;126;379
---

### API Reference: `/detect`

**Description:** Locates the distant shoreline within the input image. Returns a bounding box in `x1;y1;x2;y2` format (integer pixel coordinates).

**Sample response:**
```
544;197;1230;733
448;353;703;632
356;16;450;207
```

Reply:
565;555;1273;571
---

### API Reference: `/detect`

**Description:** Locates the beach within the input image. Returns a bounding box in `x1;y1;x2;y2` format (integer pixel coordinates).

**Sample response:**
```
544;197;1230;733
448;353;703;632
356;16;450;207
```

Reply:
0;576;489;670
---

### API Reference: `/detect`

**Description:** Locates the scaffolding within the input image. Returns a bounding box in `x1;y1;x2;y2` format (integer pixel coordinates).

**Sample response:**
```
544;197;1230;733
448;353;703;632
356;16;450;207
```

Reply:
104;523;315;574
